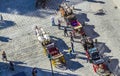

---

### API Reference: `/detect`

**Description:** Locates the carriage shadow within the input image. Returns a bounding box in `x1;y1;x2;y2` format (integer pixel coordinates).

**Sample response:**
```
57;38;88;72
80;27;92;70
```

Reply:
0;20;16;30
0;36;12;42
86;0;105;4
83;24;100;39
63;52;84;71
107;59;120;76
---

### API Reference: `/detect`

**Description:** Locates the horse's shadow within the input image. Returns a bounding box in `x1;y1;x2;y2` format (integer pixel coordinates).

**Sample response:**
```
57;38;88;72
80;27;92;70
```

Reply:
96;42;111;54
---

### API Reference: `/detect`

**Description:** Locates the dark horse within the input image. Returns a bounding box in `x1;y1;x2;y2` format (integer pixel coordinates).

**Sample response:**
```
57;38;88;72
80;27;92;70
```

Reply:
35;0;47;8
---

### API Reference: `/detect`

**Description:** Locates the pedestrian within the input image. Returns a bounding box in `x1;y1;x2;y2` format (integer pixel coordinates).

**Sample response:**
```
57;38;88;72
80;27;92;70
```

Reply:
83;42;88;51
2;51;7;61
9;61;14;71
58;19;61;29
71;41;74;53
35;26;39;36
64;27;68;36
70;32;74;42
32;67;37;76
0;14;3;22
51;16;55;26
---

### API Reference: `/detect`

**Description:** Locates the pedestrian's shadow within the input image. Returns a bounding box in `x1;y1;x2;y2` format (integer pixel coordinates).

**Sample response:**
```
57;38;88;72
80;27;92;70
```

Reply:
94;9;106;16
74;8;82;11
83;24;100;39
94;12;106;15
10;61;26;65
0;36;12;42
96;42;111;54
75;51;86;55
50;36;69;52
0;20;16;30
86;0;105;4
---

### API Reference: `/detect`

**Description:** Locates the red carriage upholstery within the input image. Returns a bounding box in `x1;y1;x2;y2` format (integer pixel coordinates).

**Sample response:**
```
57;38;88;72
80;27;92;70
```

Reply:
48;47;60;56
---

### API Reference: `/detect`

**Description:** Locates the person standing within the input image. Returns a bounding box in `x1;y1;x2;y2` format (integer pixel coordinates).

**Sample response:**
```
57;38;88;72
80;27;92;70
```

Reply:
51;16;55;26
64;27;68;36
9;61;14;71
32;67;37;76
71;41;74;53
2;51;7;61
70;32;74;42
58;19;61;29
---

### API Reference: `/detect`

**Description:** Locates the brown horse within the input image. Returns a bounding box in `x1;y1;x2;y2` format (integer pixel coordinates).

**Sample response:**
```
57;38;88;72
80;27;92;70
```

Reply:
59;7;66;17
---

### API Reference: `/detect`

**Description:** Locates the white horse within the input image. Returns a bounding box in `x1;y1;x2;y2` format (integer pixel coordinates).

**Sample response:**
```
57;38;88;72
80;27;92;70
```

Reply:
40;27;50;41
35;26;50;43
35;26;45;42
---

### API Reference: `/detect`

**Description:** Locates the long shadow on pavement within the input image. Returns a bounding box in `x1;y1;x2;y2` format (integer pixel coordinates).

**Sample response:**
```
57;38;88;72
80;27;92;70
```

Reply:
0;20;16;30
86;0;105;4
0;62;78;76
0;36;12;42
63;52;84;71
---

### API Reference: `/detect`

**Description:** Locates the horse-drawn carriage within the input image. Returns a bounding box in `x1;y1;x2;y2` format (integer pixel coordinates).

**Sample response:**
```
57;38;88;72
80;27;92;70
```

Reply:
83;39;114;76
67;15;86;37
59;3;86;37
46;42;66;69
35;26;66;69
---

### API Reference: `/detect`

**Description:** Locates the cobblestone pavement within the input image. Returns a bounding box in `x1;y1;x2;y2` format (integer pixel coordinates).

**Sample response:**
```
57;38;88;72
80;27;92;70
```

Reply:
0;0;120;76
